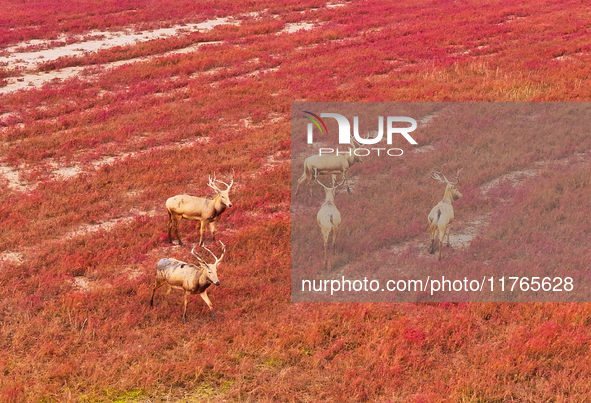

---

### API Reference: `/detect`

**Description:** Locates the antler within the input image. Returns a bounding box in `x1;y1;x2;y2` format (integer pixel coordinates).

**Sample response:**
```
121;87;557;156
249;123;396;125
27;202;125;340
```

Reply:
429;168;463;185
316;174;345;190
428;170;449;184
332;174;346;188
191;244;207;265
315;177;331;190
195;240;226;264
208;171;234;191
207;173;219;191
453;168;463;184
213;240;226;264
350;131;373;148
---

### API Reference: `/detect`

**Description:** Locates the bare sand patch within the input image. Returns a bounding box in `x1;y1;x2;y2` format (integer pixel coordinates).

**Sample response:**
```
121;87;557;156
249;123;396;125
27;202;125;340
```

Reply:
71;275;112;292
0;137;211;193
0;18;236;94
123;265;145;280
413;144;436;154
261;150;290;171
0;164;35;192
279;22;316;34
480;150;591;195
0;251;25;266
63;209;158;240
1;18;236;72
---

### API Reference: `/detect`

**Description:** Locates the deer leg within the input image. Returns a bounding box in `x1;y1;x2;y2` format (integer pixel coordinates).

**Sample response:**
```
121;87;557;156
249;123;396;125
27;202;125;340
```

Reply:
199;220;206;246
149;280;166;306
167;211;173;243
343;172;351;194
445;227;452;247
332;228;338;256
322;231;330;267
295;172;309;196
172;216;183;246
309;169;318;197
182;290;190;322
438;232;445;261
200;291;218;320
209;222;216;243
428;226;436;254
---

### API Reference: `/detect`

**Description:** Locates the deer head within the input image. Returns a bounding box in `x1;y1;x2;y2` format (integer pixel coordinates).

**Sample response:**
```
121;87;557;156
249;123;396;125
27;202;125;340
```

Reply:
191;240;226;286
208;171;234;208
429;168;463;201
315;175;345;203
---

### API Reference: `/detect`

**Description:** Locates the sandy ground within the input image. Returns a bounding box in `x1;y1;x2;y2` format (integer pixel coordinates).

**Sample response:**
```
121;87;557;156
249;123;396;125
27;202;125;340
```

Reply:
0;13;321;95
0;17;237;94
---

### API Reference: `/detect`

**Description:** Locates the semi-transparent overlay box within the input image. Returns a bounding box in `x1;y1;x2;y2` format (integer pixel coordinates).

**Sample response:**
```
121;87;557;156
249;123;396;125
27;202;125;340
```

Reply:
291;102;591;302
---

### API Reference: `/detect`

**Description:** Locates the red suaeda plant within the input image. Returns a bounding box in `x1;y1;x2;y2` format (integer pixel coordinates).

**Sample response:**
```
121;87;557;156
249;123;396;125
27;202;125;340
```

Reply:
2;0;591;401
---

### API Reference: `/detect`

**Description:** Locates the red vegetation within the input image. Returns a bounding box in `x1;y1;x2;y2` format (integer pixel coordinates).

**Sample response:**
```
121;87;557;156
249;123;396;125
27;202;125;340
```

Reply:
1;0;591;400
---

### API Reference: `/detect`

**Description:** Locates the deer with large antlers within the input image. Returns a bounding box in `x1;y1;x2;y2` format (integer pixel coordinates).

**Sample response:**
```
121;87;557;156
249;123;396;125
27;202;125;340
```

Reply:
295;137;363;196
316;175;344;267
428;169;463;260
166;172;234;246
150;240;226;321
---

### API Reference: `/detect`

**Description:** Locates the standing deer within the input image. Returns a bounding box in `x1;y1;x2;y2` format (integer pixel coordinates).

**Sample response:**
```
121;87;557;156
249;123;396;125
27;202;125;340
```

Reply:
166;173;234;246
295;138;363;196
150;240;226;321
428;169;463;260
316;175;344;267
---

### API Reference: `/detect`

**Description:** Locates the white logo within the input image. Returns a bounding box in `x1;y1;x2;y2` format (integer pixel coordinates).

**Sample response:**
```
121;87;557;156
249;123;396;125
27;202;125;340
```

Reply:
307;113;418;145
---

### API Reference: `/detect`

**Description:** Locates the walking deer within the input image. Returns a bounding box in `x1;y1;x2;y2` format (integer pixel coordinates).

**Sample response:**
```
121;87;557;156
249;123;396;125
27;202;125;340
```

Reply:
295;138;363;196
166;172;234;246
316;175;344;266
150;240;226;321
428;169;463;260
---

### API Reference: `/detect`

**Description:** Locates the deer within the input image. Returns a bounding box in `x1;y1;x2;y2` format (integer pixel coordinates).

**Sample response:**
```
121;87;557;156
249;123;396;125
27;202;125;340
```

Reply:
295;137;363;196
316;175;344;267
166;172;234;246
427;169;463;260
149;240;226;321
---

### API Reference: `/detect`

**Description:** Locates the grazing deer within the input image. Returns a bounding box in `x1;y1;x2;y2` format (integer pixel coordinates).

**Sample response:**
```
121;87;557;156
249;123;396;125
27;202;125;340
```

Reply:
428;169;463;260
316;175;344;267
166;172;234;246
150;240;226;321
295;138;363;196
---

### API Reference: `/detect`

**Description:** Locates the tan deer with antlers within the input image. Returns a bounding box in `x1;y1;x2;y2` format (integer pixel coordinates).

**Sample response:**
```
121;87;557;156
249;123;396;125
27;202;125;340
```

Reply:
295;137;364;196
316;175;344;266
428;169;463;260
166;172;234;246
150;240;226;321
